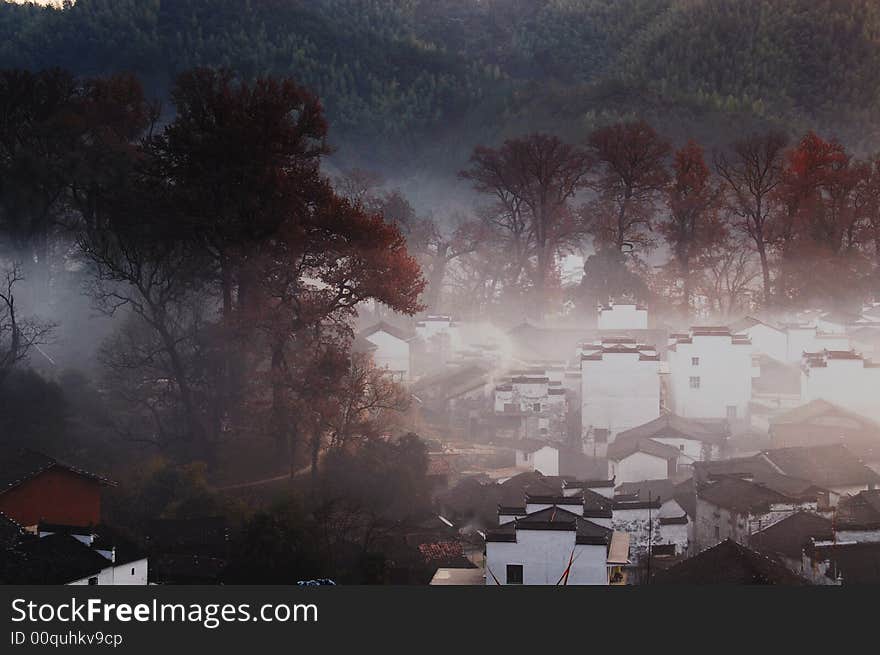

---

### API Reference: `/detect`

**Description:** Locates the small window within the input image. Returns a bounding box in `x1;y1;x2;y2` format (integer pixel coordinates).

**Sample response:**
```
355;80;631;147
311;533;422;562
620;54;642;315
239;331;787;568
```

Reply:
88;577;98;586
691;357;700;366
131;567;135;576
679;444;685;451
726;405;738;420
714;526;720;541
533;403;541;412
506;564;524;585
689;376;701;389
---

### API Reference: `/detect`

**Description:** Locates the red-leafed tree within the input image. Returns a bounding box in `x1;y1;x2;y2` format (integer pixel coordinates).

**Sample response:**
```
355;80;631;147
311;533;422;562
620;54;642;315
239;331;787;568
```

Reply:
774;132;868;307
660;140;723;318
585;120;671;251
247;188;424;469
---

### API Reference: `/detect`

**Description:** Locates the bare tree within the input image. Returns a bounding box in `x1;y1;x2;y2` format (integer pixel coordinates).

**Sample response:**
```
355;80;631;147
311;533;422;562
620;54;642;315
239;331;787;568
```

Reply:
461;133;591;318
697;239;761;320
714;131;788;303
0;264;55;383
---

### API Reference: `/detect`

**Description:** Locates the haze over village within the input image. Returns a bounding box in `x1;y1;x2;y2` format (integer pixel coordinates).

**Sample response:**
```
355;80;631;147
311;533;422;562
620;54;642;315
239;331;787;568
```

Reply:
2;1;880;587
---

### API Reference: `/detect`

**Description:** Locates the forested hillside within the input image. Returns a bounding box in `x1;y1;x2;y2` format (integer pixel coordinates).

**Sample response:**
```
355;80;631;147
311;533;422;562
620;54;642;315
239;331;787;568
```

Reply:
2;0;880;170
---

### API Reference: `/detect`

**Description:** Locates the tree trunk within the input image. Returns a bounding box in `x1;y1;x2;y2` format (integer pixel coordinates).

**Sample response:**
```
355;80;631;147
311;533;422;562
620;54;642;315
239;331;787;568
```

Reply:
756;239;771;303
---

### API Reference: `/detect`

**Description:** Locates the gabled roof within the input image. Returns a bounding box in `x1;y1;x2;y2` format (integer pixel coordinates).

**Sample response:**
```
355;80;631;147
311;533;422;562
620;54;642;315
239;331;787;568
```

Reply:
411;364;491;401
485;505;612;546
749;512;833;560
607;437;682;463
837;489;880;530
615;413;728;446
0;533;112;584
615;479;676;503
0;449;114;493
654;539;807;585
729;316;782;334
359;321;415;342
761;444;880;488
497;471;564;505
769;399;880;430
698;476;802;514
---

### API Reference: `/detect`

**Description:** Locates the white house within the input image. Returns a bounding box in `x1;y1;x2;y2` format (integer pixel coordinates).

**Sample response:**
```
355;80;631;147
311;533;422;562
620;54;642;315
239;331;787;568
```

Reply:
597;303;648;330
5;524;149;586
801;349;880;424
692;473;824;553
667;327;752;428
784;323;851;363
614;480;692;556
607;440;681;484
415;315;459;352
358;321;415;382
485;505;619;585
580;338;661;456
608;413;727;482
730;317;787;362
495;369;568;440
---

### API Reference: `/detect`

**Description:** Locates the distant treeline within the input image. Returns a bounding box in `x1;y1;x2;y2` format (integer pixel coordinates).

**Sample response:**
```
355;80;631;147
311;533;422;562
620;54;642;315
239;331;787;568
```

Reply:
3;0;880;164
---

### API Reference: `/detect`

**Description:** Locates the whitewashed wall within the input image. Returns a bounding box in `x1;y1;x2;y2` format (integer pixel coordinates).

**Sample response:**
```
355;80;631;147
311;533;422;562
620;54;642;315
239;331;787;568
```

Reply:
486;530;608;585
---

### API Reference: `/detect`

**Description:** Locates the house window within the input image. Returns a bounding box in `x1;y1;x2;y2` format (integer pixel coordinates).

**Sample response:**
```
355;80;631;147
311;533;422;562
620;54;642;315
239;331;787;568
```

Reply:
726;405;738;420
131;568;136;576
88;577;98;586
679;444;685;451
689;376;701;389
506;564;524;585
691;357;700;366
533;403;541;412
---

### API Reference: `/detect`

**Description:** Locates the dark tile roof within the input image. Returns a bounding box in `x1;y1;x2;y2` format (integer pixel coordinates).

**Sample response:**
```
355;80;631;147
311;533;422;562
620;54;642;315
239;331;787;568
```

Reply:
0;512;24;549
563;478;615;490
615;479;676;503
654;539;808;585
359;320;415;342
485;506;612;546
0;449;114;493
0;533;111;584
769;399;880;430
557;450;608;479
607;437;682;462
410;364;491;401
698;476;801;514
673;478;697;518
806;541;880;584
693;455;777;485
762;444;880;488
749;512;834;560
614;413;728;446
837;490;880;530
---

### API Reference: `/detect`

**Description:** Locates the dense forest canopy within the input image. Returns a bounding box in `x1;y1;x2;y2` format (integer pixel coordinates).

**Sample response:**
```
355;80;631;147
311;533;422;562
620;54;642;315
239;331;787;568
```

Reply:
3;0;880;179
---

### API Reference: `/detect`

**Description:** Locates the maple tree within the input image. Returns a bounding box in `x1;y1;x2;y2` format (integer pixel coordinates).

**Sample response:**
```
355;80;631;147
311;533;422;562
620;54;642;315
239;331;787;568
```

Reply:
660;140;723;317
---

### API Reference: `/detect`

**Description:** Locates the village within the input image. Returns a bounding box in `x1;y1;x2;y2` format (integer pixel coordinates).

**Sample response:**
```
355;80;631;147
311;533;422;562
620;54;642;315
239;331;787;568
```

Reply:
7;300;878;586
365;302;880;585
3;3;880;591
